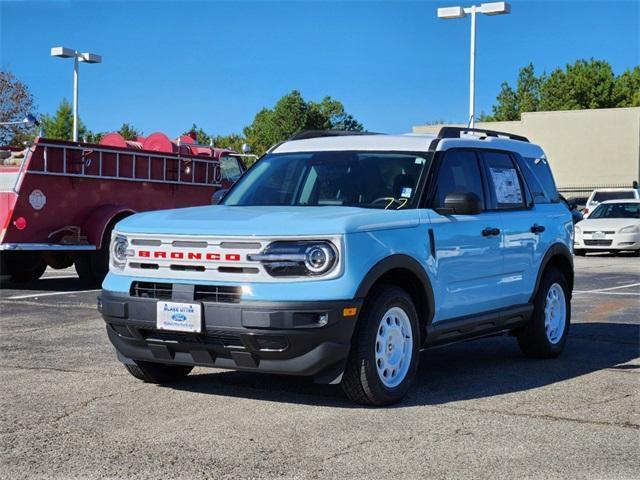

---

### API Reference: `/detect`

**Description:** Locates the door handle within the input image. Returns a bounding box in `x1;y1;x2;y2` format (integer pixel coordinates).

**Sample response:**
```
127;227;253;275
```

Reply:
482;227;501;237
531;224;546;234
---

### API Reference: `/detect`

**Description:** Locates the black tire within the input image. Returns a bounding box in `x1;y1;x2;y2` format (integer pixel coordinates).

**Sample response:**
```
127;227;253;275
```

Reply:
124;361;193;384
517;267;571;358
574;249;586;256
341;285;420;406
3;252;47;283
74;253;97;285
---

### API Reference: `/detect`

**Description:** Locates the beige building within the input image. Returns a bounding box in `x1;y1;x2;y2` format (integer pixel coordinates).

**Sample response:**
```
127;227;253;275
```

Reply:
413;107;640;199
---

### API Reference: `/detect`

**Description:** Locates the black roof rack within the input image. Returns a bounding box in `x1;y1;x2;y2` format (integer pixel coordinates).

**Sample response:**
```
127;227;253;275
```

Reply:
288;130;380;141
438;126;529;143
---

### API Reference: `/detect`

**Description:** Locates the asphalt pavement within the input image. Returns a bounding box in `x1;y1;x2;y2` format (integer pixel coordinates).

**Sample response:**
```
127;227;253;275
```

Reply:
1;254;638;479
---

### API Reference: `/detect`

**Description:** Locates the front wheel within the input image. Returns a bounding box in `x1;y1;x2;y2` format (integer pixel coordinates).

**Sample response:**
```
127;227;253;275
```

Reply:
517;267;570;358
341;285;420;406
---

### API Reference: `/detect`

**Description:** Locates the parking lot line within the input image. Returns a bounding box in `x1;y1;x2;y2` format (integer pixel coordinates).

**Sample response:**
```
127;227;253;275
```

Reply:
41;275;80;280
574;282;640;294
6;289;100;300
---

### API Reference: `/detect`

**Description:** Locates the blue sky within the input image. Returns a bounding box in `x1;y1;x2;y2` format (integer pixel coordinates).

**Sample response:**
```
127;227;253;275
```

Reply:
1;0;638;137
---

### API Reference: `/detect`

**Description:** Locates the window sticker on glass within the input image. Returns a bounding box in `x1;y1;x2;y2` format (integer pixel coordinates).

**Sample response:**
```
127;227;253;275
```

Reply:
490;167;522;204
400;187;413;198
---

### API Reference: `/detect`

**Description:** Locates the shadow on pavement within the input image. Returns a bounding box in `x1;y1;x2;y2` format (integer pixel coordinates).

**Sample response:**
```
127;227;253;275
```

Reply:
0;275;97;293
166;322;639;408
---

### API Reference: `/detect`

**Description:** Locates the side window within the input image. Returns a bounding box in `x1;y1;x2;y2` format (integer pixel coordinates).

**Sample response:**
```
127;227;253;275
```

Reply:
515;156;559;204
481;152;526;209
433;150;484;209
220;156;243;183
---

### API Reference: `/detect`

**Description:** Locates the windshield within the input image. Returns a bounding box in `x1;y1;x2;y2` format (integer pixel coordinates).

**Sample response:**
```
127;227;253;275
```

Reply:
223;151;432;209
589;202;640;219
593;191;636;202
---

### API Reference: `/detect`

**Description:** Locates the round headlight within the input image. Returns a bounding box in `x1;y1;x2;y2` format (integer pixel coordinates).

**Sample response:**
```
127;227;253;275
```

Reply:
112;236;129;262
305;244;336;274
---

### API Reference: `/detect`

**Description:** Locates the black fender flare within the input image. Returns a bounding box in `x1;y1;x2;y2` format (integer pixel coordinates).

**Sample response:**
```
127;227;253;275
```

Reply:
354;254;435;330
530;243;574;302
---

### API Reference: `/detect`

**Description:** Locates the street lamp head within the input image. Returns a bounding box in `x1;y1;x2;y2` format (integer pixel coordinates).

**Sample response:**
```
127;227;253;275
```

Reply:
437;6;467;19
480;2;511;15
51;46;76;58
79;52;102;64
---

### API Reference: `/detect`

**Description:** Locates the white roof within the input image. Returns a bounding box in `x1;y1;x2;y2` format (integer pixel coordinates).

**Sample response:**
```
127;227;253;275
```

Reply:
271;134;437;153
271;132;545;158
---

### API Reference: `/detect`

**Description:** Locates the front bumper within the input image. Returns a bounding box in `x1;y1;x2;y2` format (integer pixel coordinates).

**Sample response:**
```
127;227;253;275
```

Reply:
574;232;640;251
98;290;362;383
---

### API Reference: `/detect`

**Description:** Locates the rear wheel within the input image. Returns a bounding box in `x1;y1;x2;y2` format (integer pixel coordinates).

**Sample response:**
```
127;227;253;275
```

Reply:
341;285;420;406
517;267;570;358
1;252;47;283
124;361;193;384
74;253;97;285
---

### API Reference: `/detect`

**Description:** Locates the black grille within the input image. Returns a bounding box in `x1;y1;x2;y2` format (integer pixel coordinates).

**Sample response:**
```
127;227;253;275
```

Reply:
130;282;241;304
584;231;615;234
194;285;242;303
584;240;613;246
131;281;172;299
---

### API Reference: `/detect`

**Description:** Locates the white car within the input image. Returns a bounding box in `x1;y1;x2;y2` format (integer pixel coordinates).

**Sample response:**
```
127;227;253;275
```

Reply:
583;187;639;217
574;199;640;256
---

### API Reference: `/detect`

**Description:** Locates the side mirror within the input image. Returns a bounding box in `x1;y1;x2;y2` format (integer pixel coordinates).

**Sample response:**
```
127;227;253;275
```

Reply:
211;189;229;205
435;192;483;215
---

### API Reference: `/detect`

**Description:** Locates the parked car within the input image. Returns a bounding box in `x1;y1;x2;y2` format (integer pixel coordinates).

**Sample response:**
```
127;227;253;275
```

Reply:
583;186;640;217
574;199;640;256
98;127;574;406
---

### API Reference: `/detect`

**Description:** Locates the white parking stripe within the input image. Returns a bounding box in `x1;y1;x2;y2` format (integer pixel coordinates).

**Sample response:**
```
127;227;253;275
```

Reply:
41;275;79;280
574;291;640;296
7;289;100;300
574;282;640;294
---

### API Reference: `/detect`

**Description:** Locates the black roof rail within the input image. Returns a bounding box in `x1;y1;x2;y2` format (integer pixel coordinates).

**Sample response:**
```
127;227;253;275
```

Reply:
288;130;380;141
438;126;529;143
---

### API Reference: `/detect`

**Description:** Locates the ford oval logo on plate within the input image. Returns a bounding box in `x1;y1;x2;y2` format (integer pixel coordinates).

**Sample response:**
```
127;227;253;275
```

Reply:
157;301;202;333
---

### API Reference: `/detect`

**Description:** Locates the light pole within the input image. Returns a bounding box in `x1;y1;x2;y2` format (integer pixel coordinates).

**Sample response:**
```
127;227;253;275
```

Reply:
437;2;510;128
51;47;102;142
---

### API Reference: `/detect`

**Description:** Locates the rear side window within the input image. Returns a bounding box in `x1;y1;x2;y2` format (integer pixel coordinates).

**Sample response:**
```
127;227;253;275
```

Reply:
593;191;635;202
481;151;526;209
516;156;559;204
433;150;484;209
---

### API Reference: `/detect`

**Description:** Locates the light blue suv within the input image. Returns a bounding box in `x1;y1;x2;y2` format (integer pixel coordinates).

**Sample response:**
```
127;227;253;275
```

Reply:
99;127;574;405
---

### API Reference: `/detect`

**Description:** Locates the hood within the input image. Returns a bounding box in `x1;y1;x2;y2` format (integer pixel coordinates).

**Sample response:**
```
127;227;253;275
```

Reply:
115;205;420;237
576;218;640;231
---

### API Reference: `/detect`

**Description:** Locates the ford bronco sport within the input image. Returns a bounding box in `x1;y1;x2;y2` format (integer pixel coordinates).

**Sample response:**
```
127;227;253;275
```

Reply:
99;127;574;405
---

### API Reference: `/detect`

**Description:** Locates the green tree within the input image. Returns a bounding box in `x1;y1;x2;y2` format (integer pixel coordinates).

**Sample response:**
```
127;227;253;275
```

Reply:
243;90;363;156
0;71;36;146
118;123;142;140
540;59;616;110
612;66;640;107
484;59;637;120
483;64;541;121
182;123;211;145
41;99;87;141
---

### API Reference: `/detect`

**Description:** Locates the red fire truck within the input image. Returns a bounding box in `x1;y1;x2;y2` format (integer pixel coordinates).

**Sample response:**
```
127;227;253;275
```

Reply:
0;132;247;285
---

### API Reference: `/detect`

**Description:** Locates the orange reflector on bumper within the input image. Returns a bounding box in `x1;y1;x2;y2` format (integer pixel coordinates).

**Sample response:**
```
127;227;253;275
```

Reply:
343;307;358;317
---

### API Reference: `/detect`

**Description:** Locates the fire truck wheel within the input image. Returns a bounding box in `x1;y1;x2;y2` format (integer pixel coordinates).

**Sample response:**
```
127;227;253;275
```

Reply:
7;252;47;283
89;246;110;286
74;254;97;285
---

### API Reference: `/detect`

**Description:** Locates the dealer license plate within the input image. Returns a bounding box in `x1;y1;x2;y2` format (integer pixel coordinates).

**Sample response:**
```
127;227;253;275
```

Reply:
156;301;202;333
593;231;606;240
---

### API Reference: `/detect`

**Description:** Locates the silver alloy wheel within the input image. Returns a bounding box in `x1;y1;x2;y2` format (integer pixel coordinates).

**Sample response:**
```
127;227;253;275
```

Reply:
375;306;413;388
544;283;567;344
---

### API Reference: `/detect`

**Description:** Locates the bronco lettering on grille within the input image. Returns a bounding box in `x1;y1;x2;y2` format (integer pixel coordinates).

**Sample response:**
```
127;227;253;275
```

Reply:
137;250;241;262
